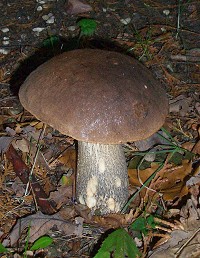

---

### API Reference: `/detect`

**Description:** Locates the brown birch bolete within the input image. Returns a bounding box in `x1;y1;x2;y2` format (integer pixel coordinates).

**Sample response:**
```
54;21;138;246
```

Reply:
19;49;168;215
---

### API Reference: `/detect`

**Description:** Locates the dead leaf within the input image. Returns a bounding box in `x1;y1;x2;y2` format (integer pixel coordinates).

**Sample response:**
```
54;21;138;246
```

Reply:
154;160;192;201
21;125;43;142
65;0;92;14
93;215;122;229
58;148;76;170
12;138;29;153
49;185;72;209
5;127;16;136
129;160;192;202
181;141;195;151
93;210;134;229
11;178;26;197
169;95;192;116
134;131;169;151
192;139;200;155
3;211;83;247
0;136;13;153
59;206;76;220
128;163;159;187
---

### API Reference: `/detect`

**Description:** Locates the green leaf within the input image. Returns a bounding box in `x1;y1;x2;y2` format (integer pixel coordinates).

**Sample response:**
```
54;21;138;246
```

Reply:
146;215;156;229
77;18;97;37
94;228;141;258
0;242;9;253
30;236;53;251
130;217;147;237
130;215;157;237
43;35;60;48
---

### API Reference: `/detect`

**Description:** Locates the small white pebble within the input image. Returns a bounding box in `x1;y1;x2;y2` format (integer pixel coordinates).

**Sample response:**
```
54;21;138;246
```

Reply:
161;27;166;32
1;28;9;33
163;9;170;16
2;40;9;46
134;237;143;247
46;16;55;24
42;14;49;21
36;0;46;4
32;27;45;32
68;25;76;31
144;153;156;162
120;18;131;25
25;251;33;256
0;48;9;54
42;13;55;23
36;6;43;11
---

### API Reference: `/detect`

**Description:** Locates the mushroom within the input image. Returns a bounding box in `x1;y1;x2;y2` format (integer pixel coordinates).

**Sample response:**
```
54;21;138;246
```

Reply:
19;49;168;215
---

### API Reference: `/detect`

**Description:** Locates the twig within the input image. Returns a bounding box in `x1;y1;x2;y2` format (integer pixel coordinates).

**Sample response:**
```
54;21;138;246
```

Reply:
175;227;200;257
176;0;181;39
24;123;47;196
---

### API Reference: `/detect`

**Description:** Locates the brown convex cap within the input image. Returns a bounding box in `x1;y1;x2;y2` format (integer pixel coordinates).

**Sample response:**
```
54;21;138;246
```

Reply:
19;49;168;144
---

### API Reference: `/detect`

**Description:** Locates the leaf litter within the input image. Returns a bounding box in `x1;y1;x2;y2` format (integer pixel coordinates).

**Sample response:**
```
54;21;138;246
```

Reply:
0;82;199;257
0;1;200;256
3;211;84;247
0;99;199;257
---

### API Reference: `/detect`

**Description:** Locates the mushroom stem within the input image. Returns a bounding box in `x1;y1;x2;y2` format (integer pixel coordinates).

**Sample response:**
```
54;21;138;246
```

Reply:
76;141;128;214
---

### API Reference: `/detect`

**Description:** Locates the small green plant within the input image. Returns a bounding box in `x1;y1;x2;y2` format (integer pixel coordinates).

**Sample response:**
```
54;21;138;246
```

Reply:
93;215;162;257
127;26;170;61
29;236;53;251
42;35;60;49
77;18;97;38
0;235;53;257
94;228;141;258
127;26;154;61
130;214;157;239
0;242;9;253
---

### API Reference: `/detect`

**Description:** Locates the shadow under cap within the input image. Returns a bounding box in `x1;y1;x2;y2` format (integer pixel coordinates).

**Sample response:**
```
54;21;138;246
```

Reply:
19;49;168;144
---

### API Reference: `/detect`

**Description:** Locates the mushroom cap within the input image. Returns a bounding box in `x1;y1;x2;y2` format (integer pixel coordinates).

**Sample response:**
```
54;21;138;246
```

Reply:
19;49;168;144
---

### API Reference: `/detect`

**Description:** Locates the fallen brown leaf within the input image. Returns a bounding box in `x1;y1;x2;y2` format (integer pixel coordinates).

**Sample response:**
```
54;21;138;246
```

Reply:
92;210;134;229
169;94;192;116
3;211;83;246
49;185;72;209
157;160;192;201
128;163;159;187
65;0;92;14
129;160;192;202
58;148;76;170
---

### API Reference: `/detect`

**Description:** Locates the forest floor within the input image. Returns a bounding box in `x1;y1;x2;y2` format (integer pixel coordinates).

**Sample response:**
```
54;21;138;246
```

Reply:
0;0;200;257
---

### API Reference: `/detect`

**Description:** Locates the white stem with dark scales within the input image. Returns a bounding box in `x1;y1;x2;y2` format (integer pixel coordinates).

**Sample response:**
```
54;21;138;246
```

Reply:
76;141;128;215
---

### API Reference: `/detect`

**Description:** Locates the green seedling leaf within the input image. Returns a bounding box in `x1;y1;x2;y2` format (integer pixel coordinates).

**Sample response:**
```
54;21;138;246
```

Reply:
77;18;97;37
43;35;60;48
146;215;156;229
94;228;141;258
30;236;53;251
0;242;9;253
130;215;157;238
130;217;147;238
